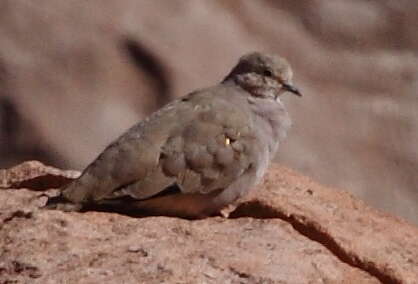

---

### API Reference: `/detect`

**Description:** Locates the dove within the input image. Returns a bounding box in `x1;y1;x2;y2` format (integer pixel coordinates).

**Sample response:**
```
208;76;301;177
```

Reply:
46;52;301;218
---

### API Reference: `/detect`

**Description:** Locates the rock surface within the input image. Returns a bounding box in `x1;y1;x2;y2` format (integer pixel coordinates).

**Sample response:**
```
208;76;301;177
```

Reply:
1;161;417;283
0;160;79;190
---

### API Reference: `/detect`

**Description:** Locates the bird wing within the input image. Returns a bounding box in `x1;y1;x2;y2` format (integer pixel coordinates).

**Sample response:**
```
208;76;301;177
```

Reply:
63;85;256;204
116;86;256;200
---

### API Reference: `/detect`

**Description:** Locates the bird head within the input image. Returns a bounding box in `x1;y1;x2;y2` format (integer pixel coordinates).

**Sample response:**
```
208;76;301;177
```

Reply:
223;52;302;100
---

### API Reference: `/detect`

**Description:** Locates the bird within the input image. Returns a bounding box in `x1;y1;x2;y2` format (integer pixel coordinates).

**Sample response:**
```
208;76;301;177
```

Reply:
45;52;302;219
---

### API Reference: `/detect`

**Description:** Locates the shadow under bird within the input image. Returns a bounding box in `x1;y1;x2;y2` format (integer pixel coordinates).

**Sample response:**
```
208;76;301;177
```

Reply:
46;52;302;219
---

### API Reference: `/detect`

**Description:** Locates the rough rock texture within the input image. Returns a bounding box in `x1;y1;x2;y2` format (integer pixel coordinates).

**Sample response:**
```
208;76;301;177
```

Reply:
1;161;417;283
0;0;417;225
233;166;418;283
0;160;79;190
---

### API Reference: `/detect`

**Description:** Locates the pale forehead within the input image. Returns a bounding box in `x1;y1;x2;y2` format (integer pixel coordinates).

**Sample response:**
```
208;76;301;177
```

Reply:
268;55;292;80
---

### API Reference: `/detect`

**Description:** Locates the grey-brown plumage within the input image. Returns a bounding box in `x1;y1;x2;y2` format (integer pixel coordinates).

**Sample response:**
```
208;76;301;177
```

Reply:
46;52;301;218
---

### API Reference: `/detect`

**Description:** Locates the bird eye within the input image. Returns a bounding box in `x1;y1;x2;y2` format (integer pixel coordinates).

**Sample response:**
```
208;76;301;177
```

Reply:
263;70;273;77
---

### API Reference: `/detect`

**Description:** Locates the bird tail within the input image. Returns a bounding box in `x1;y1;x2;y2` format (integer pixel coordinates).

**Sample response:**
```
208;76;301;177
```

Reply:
43;192;82;212
43;179;85;211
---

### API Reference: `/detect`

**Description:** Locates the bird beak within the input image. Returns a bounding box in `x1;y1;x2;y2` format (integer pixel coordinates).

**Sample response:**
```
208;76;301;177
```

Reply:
282;83;302;97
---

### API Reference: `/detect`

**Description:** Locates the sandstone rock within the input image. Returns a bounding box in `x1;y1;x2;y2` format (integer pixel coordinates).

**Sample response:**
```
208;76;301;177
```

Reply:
232;165;418;283
0;160;80;190
1;161;417;283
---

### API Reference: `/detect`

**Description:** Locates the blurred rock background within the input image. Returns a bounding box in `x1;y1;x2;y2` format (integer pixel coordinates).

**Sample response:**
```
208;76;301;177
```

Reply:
0;0;417;224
